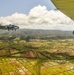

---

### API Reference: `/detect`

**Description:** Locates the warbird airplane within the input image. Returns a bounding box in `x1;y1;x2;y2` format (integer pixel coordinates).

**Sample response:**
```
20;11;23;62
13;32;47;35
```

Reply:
0;24;19;31
51;0;74;33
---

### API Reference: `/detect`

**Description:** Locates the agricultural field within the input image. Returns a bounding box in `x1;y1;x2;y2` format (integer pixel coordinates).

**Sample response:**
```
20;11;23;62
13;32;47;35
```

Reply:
0;30;74;75
0;38;74;59
0;58;74;75
0;38;74;75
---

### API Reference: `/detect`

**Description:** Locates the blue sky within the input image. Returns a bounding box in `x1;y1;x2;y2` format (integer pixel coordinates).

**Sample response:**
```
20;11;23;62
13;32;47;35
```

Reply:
0;0;74;31
0;0;55;16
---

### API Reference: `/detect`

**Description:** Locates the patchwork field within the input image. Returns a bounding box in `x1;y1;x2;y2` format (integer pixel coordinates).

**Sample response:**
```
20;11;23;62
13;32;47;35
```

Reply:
0;38;74;75
0;30;74;75
0;58;74;75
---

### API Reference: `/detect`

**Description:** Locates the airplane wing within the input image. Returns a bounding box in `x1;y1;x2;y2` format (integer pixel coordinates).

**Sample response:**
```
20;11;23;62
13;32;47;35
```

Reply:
51;0;74;20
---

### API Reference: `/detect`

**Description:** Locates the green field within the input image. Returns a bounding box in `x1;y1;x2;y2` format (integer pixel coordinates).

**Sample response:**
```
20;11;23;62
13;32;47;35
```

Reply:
0;58;74;75
0;38;74;75
0;30;74;75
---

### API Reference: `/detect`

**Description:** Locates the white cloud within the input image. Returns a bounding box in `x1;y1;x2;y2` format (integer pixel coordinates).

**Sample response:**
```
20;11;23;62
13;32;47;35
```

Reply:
0;5;74;31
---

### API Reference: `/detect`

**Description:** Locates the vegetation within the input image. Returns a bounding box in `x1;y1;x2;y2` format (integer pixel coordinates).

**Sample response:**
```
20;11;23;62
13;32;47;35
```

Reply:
0;29;74;75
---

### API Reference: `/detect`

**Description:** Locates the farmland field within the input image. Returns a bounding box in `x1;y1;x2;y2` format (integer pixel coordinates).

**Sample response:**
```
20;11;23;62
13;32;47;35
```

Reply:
0;58;74;75
0;38;74;75
0;30;74;75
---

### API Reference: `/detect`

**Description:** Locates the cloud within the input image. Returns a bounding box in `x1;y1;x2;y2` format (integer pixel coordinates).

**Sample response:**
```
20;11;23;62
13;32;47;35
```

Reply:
0;5;74;30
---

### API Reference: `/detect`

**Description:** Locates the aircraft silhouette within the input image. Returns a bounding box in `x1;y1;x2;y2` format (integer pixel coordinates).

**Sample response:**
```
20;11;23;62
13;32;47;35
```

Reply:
0;24;19;31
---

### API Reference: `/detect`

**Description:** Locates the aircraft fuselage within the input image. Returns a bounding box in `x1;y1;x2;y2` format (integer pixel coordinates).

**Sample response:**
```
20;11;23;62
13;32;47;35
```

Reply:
0;24;19;31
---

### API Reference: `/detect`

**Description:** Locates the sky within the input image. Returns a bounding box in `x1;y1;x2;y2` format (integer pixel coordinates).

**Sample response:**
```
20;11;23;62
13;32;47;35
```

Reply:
0;0;55;16
0;0;74;31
